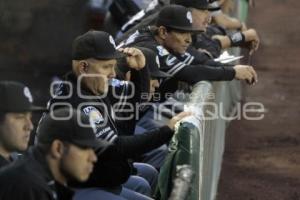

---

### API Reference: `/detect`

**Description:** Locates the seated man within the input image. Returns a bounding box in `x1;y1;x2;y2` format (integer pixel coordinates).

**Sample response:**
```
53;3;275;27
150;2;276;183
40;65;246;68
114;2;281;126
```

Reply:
0;81;43;168
209;0;247;31
0;108;109;200
119;5;258;98
172;0;259;58
47;30;191;200
116;47;172;169
117;0;259;60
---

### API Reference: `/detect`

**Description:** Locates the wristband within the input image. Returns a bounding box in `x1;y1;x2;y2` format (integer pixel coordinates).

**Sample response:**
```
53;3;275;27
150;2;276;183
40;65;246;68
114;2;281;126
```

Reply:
229;32;245;47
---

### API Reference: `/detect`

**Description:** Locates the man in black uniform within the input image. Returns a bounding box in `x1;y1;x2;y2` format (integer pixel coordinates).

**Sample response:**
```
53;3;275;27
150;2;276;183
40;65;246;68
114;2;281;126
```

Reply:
47;30;190;200
0;108;105;200
171;0;260;58
0;81;42;168
117;0;259;60
119;5;257;96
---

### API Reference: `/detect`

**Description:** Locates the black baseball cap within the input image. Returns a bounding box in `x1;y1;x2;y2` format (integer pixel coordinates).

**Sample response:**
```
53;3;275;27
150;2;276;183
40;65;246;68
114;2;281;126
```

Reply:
171;0;210;10
156;5;202;32
72;30;125;60
0;81;45;113
37;108;110;151
140;47;170;79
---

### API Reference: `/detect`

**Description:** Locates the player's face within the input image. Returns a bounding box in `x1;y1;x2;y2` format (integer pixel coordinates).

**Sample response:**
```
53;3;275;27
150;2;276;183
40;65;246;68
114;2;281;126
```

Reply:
191;8;211;31
0;112;33;154
164;31;192;54
60;143;97;182
82;58;117;95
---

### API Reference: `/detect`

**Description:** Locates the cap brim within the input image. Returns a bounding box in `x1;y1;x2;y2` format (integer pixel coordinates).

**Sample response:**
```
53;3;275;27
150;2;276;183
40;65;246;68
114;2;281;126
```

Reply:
73;138;111;153
30;105;48;112
94;51;126;60
167;25;204;33
151;70;171;79
2;105;48;113
207;6;220;12
192;5;210;10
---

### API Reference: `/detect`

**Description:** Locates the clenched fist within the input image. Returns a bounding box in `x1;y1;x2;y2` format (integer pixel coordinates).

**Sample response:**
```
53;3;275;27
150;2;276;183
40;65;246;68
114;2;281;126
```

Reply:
118;47;145;70
233;65;258;85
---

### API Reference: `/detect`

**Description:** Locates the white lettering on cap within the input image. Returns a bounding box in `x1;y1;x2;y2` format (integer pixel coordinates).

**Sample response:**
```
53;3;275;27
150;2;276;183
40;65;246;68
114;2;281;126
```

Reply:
186;11;193;24
109;35;117;49
24;87;33;103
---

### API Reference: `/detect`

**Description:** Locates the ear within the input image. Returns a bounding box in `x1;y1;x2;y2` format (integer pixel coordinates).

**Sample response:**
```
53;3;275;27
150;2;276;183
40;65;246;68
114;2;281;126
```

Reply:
158;26;168;40
49;140;65;159
78;61;89;74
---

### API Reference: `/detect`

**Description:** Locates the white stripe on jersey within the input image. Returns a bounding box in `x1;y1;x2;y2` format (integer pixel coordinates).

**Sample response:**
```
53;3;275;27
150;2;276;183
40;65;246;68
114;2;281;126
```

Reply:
109;135;118;143
168;54;195;76
167;61;185;74
104;131;115;141
166;53;194;75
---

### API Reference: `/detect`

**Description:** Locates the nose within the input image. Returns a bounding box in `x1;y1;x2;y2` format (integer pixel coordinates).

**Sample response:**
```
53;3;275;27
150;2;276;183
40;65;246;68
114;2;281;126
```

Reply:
109;67;116;79
153;80;159;88
207;12;212;24
89;150;98;163
185;33;192;45
25;113;34;131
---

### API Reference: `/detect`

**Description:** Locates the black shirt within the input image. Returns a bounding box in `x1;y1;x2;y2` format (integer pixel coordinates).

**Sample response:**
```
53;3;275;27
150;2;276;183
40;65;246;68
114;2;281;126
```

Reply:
0;155;10;168
119;27;235;94
44;71;174;187
192;25;227;58
0;147;74;200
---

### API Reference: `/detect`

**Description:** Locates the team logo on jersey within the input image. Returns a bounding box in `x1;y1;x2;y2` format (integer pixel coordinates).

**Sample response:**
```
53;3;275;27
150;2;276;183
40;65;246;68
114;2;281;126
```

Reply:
166;55;177;66
109;78;125;87
23;87;33;103
186;11;193;24
83;106;104;125
156;45;169;56
109;35;117;49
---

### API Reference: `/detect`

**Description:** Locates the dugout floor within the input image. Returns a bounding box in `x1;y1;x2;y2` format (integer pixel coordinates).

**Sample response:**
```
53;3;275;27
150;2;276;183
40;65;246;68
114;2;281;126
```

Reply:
217;1;300;199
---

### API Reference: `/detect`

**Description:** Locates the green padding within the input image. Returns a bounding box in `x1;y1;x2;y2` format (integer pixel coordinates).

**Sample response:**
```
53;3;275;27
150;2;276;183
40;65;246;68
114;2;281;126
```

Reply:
239;0;249;22
155;122;201;200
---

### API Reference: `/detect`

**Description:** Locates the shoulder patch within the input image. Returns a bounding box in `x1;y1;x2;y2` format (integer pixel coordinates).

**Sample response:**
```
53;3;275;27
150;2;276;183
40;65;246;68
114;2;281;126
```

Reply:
82;106;104;125
109;78;126;87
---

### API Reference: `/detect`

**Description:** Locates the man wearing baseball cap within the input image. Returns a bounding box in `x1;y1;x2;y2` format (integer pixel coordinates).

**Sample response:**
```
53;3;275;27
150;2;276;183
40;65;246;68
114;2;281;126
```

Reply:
116;47;171;170
171;0;260;58
47;30;190;200
0;108;107;200
0;81;44;168
119;4;258;97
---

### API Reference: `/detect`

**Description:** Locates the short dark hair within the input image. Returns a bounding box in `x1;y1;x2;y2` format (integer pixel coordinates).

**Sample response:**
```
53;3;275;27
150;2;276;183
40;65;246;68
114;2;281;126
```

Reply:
36;143;52;154
151;25;191;36
36;141;71;155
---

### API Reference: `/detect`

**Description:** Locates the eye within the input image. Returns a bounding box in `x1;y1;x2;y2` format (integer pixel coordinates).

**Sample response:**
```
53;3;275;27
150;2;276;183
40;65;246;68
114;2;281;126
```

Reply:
14;114;26;120
102;65;113;70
